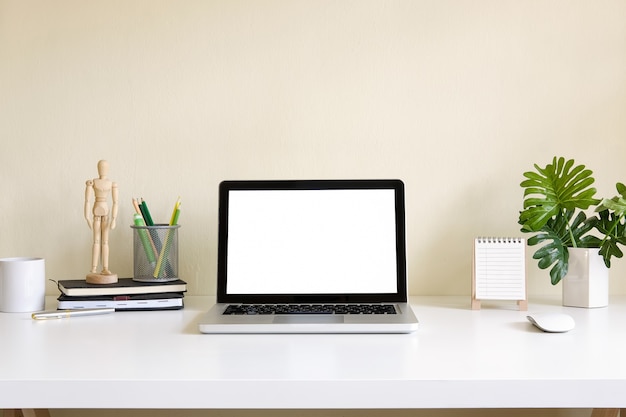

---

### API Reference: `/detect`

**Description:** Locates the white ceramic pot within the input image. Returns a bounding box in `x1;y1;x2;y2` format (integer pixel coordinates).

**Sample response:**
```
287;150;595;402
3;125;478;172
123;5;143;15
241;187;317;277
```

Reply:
562;248;609;308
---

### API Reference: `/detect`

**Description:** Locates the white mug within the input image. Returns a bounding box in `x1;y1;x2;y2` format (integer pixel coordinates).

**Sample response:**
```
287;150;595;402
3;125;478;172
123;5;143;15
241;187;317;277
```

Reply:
0;257;46;313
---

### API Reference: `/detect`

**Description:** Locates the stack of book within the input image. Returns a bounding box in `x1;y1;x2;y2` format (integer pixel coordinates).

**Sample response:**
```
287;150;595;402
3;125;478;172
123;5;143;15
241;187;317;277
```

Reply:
56;278;187;311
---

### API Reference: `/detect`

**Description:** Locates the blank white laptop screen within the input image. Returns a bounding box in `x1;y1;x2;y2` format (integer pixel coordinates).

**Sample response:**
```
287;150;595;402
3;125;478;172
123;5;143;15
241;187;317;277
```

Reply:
225;189;398;295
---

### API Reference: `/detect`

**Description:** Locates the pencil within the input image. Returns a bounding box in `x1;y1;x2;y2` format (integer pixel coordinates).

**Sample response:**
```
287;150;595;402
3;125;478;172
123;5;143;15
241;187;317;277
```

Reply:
133;213;156;266
133;198;158;264
153;199;181;278
140;198;154;226
132;198;142;215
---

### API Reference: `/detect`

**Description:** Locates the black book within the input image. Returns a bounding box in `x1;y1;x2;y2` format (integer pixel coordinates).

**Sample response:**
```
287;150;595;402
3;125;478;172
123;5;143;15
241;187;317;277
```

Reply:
57;278;187;296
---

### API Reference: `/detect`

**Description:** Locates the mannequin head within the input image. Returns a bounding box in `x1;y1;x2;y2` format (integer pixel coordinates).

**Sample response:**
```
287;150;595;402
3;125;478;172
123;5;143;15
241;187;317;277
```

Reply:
97;160;109;178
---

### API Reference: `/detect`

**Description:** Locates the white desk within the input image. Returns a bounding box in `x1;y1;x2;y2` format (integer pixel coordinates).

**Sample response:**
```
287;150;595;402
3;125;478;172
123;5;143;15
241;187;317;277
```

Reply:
1;296;626;410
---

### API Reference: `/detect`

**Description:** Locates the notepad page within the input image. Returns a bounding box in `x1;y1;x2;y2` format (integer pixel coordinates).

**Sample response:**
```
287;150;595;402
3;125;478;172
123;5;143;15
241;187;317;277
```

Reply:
474;237;526;300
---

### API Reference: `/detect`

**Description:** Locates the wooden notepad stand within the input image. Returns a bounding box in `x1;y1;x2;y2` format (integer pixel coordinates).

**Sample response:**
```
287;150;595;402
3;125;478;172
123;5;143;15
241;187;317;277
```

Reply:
471;289;528;311
471;237;527;311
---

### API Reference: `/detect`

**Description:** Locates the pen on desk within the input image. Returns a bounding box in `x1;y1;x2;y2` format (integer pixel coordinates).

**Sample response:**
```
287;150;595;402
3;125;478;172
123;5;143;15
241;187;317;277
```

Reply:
32;308;115;320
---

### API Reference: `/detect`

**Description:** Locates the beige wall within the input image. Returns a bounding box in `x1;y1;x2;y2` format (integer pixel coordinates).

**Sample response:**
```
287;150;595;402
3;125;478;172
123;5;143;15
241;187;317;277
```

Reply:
2;0;625;298
2;2;625;417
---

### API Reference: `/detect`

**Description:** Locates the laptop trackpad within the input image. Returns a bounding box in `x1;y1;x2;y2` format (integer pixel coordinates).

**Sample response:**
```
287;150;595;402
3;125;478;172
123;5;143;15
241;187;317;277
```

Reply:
273;315;344;324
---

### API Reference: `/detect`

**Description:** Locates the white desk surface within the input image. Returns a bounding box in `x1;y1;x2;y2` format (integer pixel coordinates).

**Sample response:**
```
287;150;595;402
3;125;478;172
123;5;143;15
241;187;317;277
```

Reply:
2;295;626;409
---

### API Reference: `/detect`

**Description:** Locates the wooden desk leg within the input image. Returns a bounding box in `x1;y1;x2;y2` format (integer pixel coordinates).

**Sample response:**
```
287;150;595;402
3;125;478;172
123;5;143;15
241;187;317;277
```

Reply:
590;409;620;417
23;410;51;417
3;410;51;417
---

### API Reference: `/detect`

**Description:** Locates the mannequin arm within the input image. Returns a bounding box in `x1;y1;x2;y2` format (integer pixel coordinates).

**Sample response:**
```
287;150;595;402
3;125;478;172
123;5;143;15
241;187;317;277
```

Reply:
110;182;119;230
84;180;94;229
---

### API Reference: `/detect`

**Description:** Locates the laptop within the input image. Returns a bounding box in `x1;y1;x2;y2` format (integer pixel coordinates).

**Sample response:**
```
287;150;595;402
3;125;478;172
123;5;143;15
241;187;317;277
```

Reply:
198;179;418;334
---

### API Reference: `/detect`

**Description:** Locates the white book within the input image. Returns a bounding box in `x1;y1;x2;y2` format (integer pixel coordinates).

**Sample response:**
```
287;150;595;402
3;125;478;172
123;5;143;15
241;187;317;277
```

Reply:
57;293;184;311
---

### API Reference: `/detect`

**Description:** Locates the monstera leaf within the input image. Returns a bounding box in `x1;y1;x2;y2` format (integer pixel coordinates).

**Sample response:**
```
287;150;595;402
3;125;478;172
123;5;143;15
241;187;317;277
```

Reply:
595;210;626;268
519;157;600;233
597;182;626;216
595;183;626;267
527;209;600;285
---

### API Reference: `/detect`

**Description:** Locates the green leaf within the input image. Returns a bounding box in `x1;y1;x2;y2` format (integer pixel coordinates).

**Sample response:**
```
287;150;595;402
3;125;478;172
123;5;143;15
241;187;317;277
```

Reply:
519;157;600;232
524;209;599;285
528;231;569;285
596;183;626;216
595;209;626;267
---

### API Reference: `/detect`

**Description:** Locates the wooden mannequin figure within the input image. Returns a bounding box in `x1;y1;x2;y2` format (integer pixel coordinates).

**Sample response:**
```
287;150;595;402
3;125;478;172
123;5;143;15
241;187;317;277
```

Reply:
84;160;119;284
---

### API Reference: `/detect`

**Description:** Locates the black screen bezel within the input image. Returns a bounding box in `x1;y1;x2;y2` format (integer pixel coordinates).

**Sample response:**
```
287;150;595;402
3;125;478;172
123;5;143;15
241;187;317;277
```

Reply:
216;179;407;304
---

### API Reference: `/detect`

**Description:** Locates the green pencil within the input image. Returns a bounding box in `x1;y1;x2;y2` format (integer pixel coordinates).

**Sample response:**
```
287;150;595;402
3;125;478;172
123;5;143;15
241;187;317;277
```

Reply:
153;200;181;278
133;213;156;266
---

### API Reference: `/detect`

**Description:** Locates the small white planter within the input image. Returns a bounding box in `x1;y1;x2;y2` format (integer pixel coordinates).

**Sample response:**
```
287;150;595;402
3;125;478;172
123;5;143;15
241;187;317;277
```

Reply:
562;248;609;308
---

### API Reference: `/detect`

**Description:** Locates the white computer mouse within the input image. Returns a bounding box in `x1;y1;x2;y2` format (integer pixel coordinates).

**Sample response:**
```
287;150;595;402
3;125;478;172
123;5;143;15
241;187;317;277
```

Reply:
527;313;575;333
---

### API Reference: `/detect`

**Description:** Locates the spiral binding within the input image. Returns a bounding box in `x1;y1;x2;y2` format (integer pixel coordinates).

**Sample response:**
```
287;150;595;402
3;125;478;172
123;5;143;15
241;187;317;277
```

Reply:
476;237;524;244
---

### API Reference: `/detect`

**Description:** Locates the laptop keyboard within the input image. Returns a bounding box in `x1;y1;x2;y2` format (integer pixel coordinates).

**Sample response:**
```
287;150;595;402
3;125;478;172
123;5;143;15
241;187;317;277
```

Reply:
223;304;397;315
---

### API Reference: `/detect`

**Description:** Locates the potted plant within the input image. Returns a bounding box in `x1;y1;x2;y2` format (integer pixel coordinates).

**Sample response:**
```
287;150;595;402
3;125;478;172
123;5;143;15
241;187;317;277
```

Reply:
518;156;626;307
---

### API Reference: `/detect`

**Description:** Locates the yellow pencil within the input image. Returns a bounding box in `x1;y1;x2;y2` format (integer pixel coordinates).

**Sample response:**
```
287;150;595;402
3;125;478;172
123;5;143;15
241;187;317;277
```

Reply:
153;198;181;278
169;197;181;224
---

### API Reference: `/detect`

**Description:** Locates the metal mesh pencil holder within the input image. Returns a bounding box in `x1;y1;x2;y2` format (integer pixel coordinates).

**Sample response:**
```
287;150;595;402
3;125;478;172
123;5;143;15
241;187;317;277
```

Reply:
131;224;180;282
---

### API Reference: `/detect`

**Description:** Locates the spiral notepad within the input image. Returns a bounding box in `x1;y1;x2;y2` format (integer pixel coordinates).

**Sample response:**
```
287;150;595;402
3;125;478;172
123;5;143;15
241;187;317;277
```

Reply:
471;237;527;310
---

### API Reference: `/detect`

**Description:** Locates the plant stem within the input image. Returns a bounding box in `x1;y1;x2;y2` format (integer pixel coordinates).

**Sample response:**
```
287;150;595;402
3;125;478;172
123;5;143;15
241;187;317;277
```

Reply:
565;209;577;248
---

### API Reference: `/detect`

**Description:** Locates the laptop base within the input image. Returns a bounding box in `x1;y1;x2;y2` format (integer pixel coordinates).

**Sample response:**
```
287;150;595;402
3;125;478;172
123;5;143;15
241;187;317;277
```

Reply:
198;303;419;334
